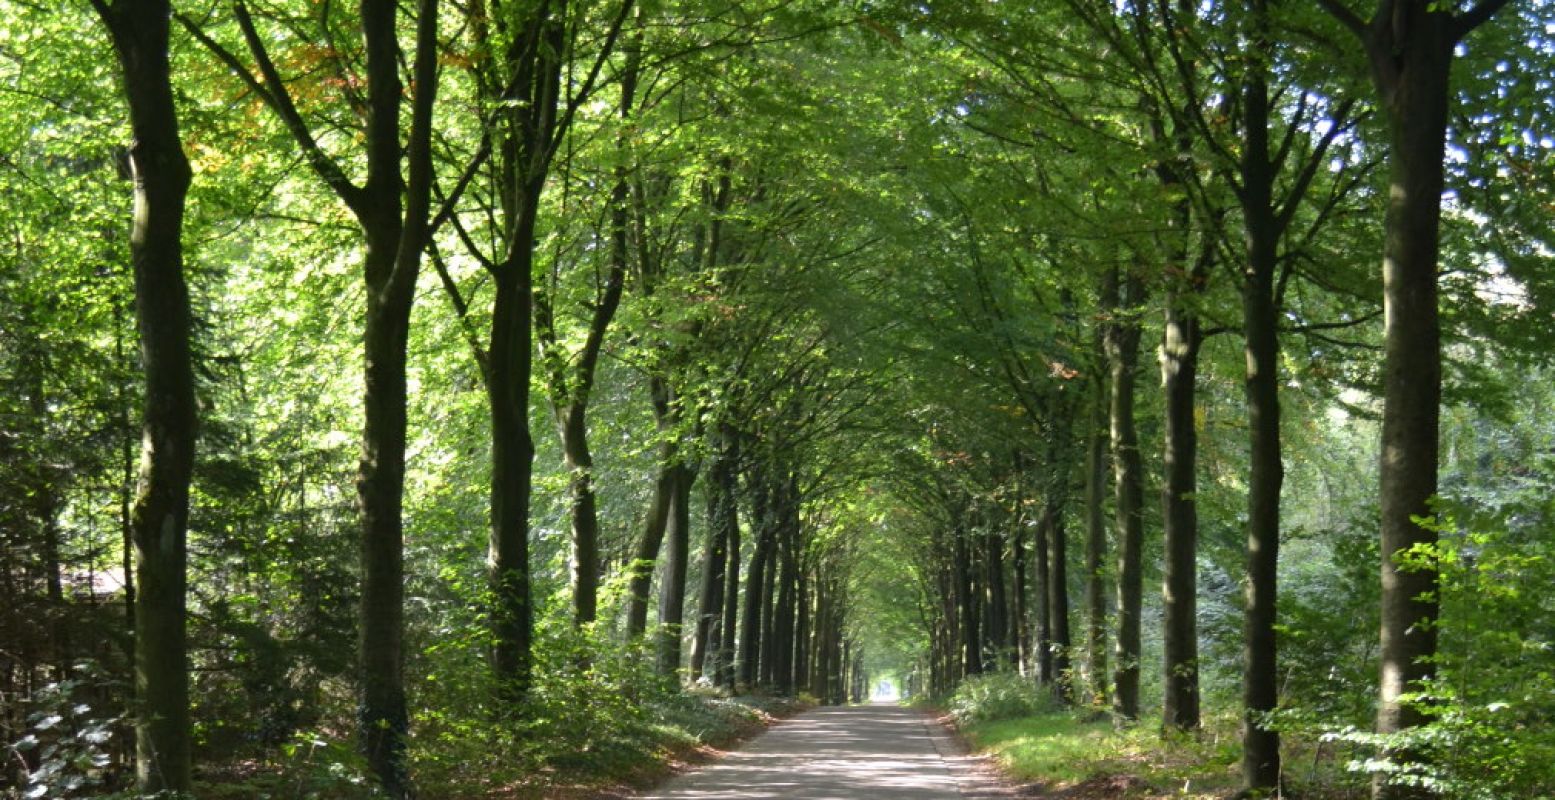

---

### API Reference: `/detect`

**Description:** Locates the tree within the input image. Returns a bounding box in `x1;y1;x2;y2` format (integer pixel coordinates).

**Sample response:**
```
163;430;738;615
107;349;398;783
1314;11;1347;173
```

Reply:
89;0;197;791
1315;0;1513;796
182;1;441;791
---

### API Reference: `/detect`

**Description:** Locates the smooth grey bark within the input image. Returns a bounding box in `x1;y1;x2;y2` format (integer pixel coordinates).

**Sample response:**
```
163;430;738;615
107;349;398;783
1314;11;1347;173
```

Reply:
1239;4;1282;785
739;478;774;688
1084;319;1110;707
656;464;694;677
1107;267;1146;721
793;566;810;693
626;391;675;639
1160;293;1204;732
1046;494;1074;703
183;2;440;790
1312;3;1507;796
476;0;569;698
1034;506;1052;683
91;0;196;790
984;521;1010;670
772;501;799;694
1011;490;1030;674
956;524;982;677
717;432;742;689
758;501;781;686
1154;111;1205;733
690;449;731;678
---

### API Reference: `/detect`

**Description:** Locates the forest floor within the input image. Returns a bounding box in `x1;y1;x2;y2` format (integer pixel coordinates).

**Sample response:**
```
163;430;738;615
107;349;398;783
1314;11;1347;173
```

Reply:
956;709;1369;799
543;694;814;799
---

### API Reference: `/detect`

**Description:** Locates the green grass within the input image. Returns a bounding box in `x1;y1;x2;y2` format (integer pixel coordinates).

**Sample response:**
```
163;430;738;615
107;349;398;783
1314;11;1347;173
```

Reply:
965;713;1121;783
962;710;1246;798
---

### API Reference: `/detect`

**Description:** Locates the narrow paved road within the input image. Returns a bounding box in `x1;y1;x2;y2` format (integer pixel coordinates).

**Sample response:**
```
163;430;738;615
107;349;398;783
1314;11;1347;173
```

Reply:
636;703;1011;799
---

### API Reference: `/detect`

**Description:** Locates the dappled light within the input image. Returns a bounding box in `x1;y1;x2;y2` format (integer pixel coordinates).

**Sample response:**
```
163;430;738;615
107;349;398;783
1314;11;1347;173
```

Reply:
638;707;981;800
2;0;1552;798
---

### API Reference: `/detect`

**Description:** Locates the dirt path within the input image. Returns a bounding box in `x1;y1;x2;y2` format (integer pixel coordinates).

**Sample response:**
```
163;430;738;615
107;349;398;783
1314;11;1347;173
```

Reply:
634;703;1017;799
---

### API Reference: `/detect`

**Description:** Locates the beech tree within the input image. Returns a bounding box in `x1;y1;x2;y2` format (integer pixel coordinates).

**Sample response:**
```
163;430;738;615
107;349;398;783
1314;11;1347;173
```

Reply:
183;1;442;792
1315;0;1513;796
3;2;1552;797
90;0;197;791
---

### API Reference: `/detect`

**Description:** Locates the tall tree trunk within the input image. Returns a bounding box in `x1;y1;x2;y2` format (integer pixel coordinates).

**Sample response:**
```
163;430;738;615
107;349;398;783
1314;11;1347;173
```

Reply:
1047;496;1073;702
358;233;415;795
690;451;731;678
488;244;535;700
91;2;195;790
1343;5;1489;796
1161;292;1203;732
559;405;603;624
759;513;781;687
718;434;742;688
1108;268;1146;721
1240;1;1282;786
1310;2;1505;793
182;3;441;791
772;514;798;694
739;483;773;689
1084;317;1110;706
1373;24;1449;774
956;526;982;676
984;523;1009;670
809;576;829;698
1011;499;1030;674
656;464;694;677
350;2;439;788
794;567;810;693
537;177;629;629
937;557;959;691
1034;506;1053;683
627;443;674;638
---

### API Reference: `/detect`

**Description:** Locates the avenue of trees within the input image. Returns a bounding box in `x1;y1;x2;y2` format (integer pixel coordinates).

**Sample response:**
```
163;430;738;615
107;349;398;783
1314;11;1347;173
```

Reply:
1;0;1552;798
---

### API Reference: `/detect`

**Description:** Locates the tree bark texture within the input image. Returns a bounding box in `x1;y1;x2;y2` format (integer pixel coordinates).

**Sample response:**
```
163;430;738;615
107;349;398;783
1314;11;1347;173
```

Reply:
656;464;694;677
956;526;982;677
1161;295;1203;732
1353;5;1473;797
1108;268;1145;721
92;1;196;790
487;245;536;701
1239;14;1284;786
690;449;732;678
180;2;440;791
1034;507;1053;683
717;434;742;688
1046;496;1073;702
1084;313;1111;706
739;480;773;688
984;522;1010;670
627;428;675;638
1011;502;1030;674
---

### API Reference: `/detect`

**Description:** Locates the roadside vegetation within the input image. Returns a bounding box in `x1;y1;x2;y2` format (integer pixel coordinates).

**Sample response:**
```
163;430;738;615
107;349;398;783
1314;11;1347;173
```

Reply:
4;0;1552;798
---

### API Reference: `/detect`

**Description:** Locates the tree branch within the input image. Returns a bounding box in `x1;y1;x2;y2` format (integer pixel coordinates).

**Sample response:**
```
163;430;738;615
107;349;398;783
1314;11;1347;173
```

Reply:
1275;97;1359;235
1454;0;1512;41
1314;0;1367;39
225;3;366;213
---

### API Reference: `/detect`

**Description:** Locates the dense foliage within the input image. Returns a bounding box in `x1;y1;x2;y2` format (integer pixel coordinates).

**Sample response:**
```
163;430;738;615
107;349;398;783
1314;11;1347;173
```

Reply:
1;0;1551;798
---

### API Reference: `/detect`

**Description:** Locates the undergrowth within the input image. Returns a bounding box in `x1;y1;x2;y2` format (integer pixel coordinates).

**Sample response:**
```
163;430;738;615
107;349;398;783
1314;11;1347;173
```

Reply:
951;686;1380;800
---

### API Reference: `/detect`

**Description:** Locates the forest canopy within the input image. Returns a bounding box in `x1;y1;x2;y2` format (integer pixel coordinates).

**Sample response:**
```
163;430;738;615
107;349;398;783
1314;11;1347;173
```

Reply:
1;0;1552;798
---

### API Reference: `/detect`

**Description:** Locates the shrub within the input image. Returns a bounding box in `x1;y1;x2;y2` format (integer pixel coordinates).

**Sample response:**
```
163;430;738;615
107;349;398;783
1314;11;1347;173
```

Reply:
949;672;1056;725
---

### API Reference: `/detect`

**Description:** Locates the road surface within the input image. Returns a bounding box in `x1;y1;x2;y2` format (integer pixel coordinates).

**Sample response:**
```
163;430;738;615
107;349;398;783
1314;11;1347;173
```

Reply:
636;703;1013;799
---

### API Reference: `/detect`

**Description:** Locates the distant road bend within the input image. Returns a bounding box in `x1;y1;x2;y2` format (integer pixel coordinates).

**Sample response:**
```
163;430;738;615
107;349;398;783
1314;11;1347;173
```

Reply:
636;703;1012;799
